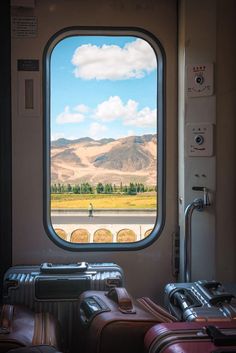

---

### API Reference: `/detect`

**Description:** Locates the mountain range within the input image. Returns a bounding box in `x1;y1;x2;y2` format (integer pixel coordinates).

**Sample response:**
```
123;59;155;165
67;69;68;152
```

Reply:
51;134;157;185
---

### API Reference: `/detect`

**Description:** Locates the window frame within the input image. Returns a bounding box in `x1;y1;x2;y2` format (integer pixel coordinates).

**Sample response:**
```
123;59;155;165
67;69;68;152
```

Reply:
43;26;166;251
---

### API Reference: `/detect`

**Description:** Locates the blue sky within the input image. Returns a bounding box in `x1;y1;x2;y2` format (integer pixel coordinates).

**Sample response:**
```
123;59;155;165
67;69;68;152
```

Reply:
50;36;157;141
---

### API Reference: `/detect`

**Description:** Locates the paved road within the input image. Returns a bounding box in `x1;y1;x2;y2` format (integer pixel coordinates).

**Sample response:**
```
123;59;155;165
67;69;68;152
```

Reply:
51;215;156;225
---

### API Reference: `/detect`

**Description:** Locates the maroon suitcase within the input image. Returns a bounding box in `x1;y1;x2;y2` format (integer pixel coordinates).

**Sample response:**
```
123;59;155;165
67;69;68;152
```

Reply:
144;321;236;353
0;305;61;353
78;287;176;353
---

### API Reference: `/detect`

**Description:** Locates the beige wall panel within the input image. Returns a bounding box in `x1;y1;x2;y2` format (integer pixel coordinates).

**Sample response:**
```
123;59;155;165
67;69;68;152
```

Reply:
11;0;178;299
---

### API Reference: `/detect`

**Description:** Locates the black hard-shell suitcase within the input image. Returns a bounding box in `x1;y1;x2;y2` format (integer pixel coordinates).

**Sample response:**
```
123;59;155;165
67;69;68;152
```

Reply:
3;262;123;352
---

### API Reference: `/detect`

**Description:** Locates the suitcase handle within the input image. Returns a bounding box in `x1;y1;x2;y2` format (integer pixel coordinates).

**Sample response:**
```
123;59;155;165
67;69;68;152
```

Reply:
209;294;235;305
206;325;236;346
199;281;235;305
40;262;88;273
107;287;136;314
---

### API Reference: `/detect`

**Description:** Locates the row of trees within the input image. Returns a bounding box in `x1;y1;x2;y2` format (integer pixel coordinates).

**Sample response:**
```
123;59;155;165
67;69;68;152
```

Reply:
51;182;156;195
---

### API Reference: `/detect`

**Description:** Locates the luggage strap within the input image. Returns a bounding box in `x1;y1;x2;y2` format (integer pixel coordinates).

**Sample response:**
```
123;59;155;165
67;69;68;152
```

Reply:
32;312;57;347
107;287;136;314
206;325;236;346
0;304;14;334
137;297;177;322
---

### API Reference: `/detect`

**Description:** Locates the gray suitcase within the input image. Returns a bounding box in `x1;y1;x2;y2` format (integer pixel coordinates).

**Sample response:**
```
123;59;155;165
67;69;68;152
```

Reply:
3;262;124;352
164;280;236;322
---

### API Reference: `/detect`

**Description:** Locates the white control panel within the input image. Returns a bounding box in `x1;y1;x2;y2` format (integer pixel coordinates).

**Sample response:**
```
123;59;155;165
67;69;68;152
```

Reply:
186;123;214;157
187;63;214;97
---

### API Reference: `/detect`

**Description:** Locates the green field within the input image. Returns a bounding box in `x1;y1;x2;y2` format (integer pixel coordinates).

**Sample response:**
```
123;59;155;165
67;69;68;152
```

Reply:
51;192;157;209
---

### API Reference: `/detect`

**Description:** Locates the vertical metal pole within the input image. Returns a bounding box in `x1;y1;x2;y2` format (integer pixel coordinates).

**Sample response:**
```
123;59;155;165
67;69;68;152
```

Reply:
184;199;204;282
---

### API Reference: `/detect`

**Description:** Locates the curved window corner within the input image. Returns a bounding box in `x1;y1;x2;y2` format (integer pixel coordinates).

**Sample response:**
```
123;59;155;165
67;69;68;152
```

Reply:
43;27;165;251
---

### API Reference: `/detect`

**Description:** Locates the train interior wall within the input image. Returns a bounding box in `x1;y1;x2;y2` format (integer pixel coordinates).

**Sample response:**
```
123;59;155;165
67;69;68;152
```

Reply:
178;0;236;283
0;0;235;303
10;0;178;302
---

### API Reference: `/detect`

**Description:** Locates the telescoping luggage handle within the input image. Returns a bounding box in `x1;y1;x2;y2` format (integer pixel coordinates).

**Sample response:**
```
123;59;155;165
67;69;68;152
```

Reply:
206;325;236;347
106;287;136;314
40;262;88;274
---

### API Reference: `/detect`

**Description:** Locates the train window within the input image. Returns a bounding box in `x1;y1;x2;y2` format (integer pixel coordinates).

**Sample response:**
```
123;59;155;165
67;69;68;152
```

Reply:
43;28;165;250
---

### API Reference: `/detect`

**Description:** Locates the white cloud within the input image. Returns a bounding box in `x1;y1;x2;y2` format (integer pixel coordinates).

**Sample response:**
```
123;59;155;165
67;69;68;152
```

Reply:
124;107;157;127
89;122;108;139
55;97;156;130
94;96;137;122
94;96;156;128
71;39;157;80
127;130;136;137
56;106;85;124
74;104;90;113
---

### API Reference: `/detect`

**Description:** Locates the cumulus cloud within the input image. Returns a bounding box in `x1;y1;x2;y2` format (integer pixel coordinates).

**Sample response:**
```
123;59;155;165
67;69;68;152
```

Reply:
55;96;156;129
94;96;156;128
89;122;108;139
74;104;90;113
94;96;137;122
56;106;85;124
124;106;157;127
71;39;157;80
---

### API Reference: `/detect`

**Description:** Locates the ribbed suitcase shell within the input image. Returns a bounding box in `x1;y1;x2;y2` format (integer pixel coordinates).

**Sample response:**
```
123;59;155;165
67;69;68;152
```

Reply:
3;263;124;353
144;322;236;353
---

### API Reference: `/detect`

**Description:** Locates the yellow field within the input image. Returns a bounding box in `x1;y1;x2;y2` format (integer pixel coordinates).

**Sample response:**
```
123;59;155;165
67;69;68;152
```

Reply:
51;193;156;209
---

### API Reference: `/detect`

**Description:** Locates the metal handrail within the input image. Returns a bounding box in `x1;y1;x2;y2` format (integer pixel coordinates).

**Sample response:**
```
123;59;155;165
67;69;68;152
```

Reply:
184;187;211;282
184;198;204;282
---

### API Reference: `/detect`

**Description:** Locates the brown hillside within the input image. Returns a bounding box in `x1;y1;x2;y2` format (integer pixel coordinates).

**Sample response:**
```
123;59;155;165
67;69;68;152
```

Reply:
51;134;157;185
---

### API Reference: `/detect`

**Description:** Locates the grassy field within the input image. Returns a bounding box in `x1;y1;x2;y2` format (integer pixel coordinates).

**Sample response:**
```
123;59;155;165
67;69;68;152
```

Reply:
51;192;157;209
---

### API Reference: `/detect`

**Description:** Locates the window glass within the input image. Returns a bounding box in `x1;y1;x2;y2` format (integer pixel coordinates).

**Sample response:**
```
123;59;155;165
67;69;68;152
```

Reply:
47;32;163;247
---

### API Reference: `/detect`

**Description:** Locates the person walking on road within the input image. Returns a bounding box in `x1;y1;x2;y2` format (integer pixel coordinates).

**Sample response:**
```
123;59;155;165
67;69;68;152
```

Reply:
88;202;94;218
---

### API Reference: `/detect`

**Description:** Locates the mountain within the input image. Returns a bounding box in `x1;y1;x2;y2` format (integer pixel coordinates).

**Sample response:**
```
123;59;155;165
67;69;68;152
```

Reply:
51;134;157;185
51;137;94;148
